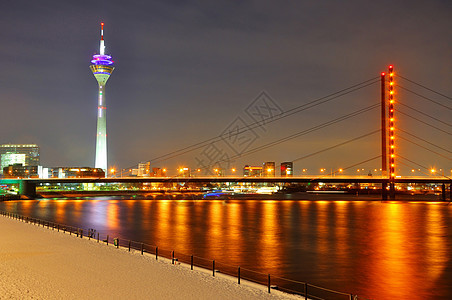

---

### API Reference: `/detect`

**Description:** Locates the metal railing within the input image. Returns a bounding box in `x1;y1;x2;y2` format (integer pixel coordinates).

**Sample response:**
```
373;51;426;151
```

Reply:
1;210;356;299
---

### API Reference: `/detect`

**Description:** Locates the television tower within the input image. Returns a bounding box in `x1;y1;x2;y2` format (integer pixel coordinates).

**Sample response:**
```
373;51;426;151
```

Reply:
90;22;114;174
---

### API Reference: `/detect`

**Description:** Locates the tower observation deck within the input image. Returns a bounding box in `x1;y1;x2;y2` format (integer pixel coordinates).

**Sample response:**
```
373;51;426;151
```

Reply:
90;22;114;174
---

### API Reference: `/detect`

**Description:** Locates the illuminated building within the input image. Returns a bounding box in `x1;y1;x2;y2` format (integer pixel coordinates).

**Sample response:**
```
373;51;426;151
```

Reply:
243;165;262;177
3;164;38;178
0;144;39;175
90;22;115;174
263;162;275;177
137;162;151;176
178;167;190;177
280;162;293;177
152;167;164;177
131;162;151;177
49;167;105;178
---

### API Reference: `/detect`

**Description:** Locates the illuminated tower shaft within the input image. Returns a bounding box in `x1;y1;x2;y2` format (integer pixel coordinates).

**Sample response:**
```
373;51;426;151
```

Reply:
90;23;114;173
388;65;395;178
388;65;395;199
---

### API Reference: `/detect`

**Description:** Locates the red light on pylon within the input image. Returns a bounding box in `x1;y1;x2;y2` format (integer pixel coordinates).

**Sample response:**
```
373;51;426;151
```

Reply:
389;65;393;69
381;72;385;76
101;22;104;26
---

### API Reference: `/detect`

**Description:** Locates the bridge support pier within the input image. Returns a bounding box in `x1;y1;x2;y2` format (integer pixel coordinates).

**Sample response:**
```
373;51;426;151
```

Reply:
441;183;446;201
19;181;37;199
450;183;452;201
381;182;388;200
389;182;395;200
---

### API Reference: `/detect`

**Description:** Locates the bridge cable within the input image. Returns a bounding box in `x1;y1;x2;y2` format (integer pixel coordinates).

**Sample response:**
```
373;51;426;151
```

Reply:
396;135;452;161
291;130;380;163
396;159;438;178
147;78;379;164
397;128;452;154
396;110;452;136
397;85;452;110
220;105;379;162
398;155;451;179
141;78;380;166
321;155;382;177
398;75;452;101
397;101;452;127
166;103;380;170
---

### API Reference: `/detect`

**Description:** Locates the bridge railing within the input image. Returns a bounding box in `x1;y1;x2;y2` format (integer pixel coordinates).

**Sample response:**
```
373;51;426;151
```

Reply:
1;210;355;300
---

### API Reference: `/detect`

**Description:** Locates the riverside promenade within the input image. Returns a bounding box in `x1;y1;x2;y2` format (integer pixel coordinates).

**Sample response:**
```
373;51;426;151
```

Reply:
0;215;299;299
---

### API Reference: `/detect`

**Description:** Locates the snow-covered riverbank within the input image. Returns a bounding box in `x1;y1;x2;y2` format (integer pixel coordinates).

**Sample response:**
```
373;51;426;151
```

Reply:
0;215;299;299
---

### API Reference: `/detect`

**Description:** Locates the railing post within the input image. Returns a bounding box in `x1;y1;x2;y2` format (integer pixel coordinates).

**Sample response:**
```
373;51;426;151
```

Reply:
156;247;158;260
213;260;215;277
80;229;83;238
172;251;175;264
238;267;240;284
128;240;131;252
305;283;308;300
350;294;354;300
116;238;119;248
191;255;193;270
58;224;59;232
97;232;99;243
268;274;270;293
141;243;143;255
106;235;109;245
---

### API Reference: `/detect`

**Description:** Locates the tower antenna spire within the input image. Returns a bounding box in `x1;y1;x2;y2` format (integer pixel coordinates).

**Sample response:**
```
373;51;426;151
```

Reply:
100;22;105;55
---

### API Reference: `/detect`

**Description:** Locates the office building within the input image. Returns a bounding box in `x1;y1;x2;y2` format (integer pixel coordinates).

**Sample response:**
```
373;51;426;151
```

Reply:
0;144;39;175
281;162;293;177
3;164;38;178
48;167;105;178
243;165;262;177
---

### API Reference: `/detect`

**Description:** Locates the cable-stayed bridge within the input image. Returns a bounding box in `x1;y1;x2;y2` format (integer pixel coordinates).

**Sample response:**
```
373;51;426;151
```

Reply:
108;65;451;198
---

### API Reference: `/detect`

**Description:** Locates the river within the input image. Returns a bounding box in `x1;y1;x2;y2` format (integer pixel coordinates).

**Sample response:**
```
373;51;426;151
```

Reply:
1;196;451;299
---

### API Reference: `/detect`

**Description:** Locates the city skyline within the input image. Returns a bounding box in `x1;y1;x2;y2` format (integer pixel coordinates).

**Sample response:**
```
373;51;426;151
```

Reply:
0;1;450;175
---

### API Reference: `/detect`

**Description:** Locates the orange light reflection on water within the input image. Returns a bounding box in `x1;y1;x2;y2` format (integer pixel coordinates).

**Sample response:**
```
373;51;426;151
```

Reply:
154;200;171;246
174;201;190;252
425;205;448;282
364;203;419;299
259;201;282;275
205;201;224;259
105;200;119;230
333;201;349;268
224;202;243;262
54;200;67;224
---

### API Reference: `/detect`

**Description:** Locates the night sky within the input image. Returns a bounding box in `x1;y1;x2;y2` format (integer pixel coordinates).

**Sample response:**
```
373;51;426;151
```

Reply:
1;0;451;176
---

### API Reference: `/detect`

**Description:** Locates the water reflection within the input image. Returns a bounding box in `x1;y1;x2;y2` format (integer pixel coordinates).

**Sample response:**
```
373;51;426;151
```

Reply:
1;199;451;299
